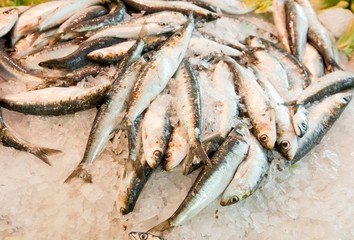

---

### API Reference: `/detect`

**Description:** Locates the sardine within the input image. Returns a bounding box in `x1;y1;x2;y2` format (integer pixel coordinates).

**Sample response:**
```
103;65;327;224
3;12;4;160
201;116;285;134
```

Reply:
272;0;290;52
0;110;61;165
175;59;211;175
295;0;340;72
290;71;354;106
65;64;105;84
142;93;172;169
190;0;255;15
0;8;18;38
303;43;325;82
124;15;194;128
253;67;297;160
220;133;269;206
291;105;308;137
149;125;249;234
0;81;111;116
39;37;124;70
122;0;218;21
292;92;352;164
64;40;146;183
12;33;40;59
62;0;126;39
225;57;276;150
188;37;242;57
285;0;308;60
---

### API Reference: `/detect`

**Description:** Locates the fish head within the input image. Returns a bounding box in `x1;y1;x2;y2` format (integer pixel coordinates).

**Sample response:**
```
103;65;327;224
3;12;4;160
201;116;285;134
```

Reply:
256;127;276;150
129;232;163;240
337;93;353;107
145;142;164;169
277;135;298;161
220;189;247;206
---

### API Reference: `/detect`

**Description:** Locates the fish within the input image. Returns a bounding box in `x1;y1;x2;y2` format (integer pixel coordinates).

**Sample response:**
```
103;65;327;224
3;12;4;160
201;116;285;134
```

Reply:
149;125;249;234
188;37;242;58
302;43;325;82
290;71;354;106
64;40;146;183
12;33;40;59
142;93;172;169
129;232;164;240
272;0;290;52
65;64;105;84
0;8;19;38
124;15;194;129
122;0;219;21
291;92;352;164
38;0;103;32
175;59;211;175
295;0;340;72
0;81;111;116
224;56;277;150
0;109;61;165
39;37;124;70
284;0;308;61
253;67;298;160
0;49;45;88
220;132;269;206
291;105;308;137
61;0;126;40
10;1;65;44
189;0;256;15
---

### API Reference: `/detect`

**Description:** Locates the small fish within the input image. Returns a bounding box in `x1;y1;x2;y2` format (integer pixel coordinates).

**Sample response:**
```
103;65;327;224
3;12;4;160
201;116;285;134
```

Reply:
272;0;290;52
149;125;249;234
65;64;105;84
291;105;308;137
12;33;40;59
284;0;308;61
62;0;126;39
302;43;325;82
220;133;269;206
224;56;277;150
0;110;61;165
176;59;211;175
190;0;255;15
295;0;340;72
291;92;352;164
142;93;172;169
129;232;164;240
0;81;111;116
188;37;242;58
39;37;124;70
0;8;19;38
290;71;354;106
122;0;218;21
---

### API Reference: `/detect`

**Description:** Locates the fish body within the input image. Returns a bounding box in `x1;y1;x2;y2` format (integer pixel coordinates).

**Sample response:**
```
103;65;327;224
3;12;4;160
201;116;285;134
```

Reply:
303;43;324;82
272;0;290;51
0;8;18;38
149;125;249;233
285;0;308;60
225;57;276;150
220;133;269;205
293;71;354;106
122;0;218;21
142;93;172;169
192;0;255;14
65;64;105;84
0;82;111;116
12;33;40;59
188;37;241;57
292;92;352;163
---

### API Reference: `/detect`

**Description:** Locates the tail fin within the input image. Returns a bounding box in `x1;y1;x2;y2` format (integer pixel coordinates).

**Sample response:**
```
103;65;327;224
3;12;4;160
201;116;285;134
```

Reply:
148;219;172;235
31;147;62;166
64;165;92;184
182;143;211;175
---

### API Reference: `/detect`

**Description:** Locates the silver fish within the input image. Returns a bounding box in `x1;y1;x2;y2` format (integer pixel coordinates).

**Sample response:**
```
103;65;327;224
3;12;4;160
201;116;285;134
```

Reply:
142;93;172;169
292;92;352;164
12;33;40;59
0;8;18;38
272;0;290;52
64;40;146;183
220;133;269;205
188;37;242;58
284;0;308;61
190;0;255;15
149;125;249;234
122;0;218;21
225;56;277;150
290;71;354;106
176;59;211;175
303;43;325;82
0;110;61;165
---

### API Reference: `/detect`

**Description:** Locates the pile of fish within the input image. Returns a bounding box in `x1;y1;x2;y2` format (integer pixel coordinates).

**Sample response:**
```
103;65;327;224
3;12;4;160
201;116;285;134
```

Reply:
0;0;353;239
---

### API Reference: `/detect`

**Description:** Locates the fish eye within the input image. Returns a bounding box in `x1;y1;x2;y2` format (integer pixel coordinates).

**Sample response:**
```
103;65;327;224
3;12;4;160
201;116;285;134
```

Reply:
139;233;148;240
153;150;162;160
175;32;182;38
231;196;239;203
259;134;268;144
159;22;168;26
280;141;290;150
165;152;172;160
120;207;126;215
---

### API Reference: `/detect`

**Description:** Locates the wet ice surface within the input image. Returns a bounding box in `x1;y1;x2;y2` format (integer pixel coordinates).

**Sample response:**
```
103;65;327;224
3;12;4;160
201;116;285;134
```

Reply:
1;18;354;240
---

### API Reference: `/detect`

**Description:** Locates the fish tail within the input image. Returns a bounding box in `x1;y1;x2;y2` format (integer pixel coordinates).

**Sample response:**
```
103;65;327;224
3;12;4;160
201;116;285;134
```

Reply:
326;58;342;72
64;165;92;184
31;147;62;166
182;143;211;175
148;218;173;234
